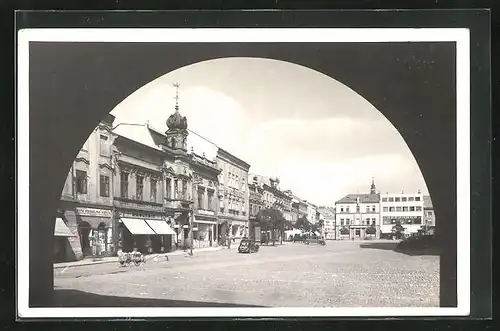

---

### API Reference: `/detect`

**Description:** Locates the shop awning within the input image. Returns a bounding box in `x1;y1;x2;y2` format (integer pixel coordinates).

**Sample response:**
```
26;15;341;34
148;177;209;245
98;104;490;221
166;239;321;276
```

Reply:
54;218;75;237
120;218;155;235
145;220;176;235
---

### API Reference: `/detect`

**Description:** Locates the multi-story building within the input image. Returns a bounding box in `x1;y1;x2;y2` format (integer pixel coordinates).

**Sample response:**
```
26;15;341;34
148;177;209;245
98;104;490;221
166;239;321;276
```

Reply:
334;179;380;239
55;85;222;262
216;149;251;242
55;114;116;262
305;201;318;224
423;195;435;227
379;191;425;237
317;207;336;239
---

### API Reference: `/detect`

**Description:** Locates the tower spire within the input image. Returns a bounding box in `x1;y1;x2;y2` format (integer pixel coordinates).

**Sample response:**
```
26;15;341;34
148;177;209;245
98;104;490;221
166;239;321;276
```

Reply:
173;82;180;111
370;176;376;194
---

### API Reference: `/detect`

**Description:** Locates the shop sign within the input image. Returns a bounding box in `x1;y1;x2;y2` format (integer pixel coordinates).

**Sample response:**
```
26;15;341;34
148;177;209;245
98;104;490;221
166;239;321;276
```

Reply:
76;207;111;218
119;211;162;220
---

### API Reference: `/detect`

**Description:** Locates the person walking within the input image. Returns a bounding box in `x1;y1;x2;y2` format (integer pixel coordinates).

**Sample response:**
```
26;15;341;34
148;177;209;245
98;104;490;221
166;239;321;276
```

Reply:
227;233;232;249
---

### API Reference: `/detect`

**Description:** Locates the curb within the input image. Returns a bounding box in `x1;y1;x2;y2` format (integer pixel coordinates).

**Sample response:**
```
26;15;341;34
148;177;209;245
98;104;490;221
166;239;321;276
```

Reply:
54;247;224;269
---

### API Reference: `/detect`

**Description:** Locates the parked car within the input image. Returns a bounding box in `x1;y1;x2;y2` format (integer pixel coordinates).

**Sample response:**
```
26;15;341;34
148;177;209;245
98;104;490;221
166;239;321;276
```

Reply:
304;235;326;246
238;239;260;253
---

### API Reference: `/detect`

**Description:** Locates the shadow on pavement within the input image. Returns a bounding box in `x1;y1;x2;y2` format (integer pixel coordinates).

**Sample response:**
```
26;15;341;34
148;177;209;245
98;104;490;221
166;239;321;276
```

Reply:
43;289;264;307
359;238;440;256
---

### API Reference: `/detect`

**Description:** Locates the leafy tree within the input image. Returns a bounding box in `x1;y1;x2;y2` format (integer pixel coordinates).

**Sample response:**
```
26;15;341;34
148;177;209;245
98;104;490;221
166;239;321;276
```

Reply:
366;225;376;235
340;227;350;235
256;208;286;245
294;216;311;232
391;221;406;239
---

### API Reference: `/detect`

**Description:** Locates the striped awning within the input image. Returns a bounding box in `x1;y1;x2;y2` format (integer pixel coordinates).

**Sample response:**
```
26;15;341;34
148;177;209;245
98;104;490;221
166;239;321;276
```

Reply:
54;218;75;237
120;218;155;235
145;220;176;235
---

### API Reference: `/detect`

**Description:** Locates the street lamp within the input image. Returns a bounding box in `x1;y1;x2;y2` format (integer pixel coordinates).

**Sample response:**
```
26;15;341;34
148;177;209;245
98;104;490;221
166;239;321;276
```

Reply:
189;175;203;256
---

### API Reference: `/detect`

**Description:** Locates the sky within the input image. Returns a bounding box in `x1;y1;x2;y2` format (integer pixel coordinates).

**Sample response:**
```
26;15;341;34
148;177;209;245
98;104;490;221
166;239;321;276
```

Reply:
109;57;428;206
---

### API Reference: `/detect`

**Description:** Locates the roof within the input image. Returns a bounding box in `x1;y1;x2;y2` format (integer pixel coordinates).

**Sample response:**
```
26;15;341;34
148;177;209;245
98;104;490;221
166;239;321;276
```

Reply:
423;195;433;209
317;207;335;217
335;193;380;204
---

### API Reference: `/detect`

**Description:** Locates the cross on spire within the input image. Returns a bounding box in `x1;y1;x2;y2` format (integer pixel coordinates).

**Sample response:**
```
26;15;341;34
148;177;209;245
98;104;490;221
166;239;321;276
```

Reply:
173;82;180;111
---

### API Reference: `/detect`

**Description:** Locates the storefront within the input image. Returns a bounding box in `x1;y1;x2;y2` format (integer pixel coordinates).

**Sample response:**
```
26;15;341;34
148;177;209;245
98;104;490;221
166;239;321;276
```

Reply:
193;215;217;248
63;206;114;258
53;217;77;263
117;214;176;254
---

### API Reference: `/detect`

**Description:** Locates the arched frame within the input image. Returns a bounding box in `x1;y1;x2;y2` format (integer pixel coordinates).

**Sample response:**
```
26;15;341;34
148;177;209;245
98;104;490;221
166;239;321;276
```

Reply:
18;26;487;315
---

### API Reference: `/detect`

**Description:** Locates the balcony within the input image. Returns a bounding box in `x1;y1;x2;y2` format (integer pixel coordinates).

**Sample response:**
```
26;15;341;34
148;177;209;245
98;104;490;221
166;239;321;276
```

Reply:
164;198;192;211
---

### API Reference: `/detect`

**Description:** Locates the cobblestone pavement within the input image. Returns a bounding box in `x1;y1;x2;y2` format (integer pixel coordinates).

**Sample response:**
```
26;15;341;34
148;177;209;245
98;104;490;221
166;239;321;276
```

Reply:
54;240;439;307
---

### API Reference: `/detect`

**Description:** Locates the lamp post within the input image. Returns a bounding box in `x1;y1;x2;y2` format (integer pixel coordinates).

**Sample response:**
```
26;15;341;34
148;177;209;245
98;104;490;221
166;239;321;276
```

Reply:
189;175;203;256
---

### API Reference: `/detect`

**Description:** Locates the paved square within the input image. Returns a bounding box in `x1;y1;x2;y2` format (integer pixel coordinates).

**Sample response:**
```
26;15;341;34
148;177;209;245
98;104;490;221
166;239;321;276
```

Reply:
54;240;439;307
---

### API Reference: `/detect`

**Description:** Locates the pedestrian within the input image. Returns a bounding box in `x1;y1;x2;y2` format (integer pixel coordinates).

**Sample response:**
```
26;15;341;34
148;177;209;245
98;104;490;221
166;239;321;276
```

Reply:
227;234;232;249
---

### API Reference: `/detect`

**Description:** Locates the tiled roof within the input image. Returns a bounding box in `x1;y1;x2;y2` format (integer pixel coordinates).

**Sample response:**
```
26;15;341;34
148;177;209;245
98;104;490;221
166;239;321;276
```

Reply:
336;193;380;204
423;195;433;209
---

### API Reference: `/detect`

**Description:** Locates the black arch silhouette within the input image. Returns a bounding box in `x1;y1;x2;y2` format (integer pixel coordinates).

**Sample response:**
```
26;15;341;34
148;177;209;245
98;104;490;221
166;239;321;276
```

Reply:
28;41;457;307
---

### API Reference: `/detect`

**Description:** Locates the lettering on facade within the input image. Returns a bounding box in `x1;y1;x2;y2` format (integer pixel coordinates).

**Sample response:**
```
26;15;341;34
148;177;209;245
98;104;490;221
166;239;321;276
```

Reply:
75;207;112;218
119;212;163;220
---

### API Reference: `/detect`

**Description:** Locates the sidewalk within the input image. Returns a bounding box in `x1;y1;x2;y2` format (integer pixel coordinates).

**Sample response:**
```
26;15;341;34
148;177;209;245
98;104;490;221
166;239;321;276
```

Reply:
53;246;224;269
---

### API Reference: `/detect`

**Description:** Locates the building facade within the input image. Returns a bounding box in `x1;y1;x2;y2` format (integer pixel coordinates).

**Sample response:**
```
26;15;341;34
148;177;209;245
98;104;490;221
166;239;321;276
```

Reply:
317;207;336;240
305;201;318;224
423;195;435;227
379;191;425;237
216;149;251;242
56;114;116;262
55;86;223;261
334;179;380;239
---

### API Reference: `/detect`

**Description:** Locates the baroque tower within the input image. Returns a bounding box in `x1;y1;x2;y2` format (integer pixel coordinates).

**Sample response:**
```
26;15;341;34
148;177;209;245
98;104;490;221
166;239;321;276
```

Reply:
370;177;376;195
165;82;189;151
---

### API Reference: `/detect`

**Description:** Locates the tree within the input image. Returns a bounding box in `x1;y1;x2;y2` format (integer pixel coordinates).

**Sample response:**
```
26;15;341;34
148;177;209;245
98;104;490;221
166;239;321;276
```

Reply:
391;221;406;239
366;225;376;236
256;208;286;245
294;216;311;233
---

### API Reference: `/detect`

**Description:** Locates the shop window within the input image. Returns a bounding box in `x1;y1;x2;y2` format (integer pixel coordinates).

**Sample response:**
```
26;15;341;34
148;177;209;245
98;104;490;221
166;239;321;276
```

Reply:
150;179;157;202
120;172;129;198
99;175;110;197
76;170;87;194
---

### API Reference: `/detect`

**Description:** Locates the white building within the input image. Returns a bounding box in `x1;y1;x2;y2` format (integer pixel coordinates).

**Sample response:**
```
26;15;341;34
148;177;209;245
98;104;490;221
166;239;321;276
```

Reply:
305;201;318;224
317;207;336;240
379;191;425;237
334;179;380;239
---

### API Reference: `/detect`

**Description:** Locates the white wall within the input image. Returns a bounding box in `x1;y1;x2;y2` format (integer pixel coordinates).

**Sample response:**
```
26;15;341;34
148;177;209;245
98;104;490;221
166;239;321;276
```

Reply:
380;193;424;234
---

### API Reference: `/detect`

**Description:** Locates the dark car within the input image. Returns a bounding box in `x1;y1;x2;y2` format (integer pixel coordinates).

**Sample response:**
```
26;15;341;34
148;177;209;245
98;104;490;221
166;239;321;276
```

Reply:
238;239;260;253
304;235;326;246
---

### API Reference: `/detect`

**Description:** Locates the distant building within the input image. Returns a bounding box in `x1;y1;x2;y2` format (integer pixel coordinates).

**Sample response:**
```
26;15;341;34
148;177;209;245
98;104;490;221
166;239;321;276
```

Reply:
379;190;425;237
334;178;380;239
216;148;251;241
305;201;318;224
317;207;336;239
423;195;435;227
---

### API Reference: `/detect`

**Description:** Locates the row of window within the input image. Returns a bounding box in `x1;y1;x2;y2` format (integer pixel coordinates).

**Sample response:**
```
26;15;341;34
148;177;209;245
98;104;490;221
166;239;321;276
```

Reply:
338;205;377;213
338;218;377;226
381;196;421;202
120;172;158;201
382;206;422;212
75;170;118;199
